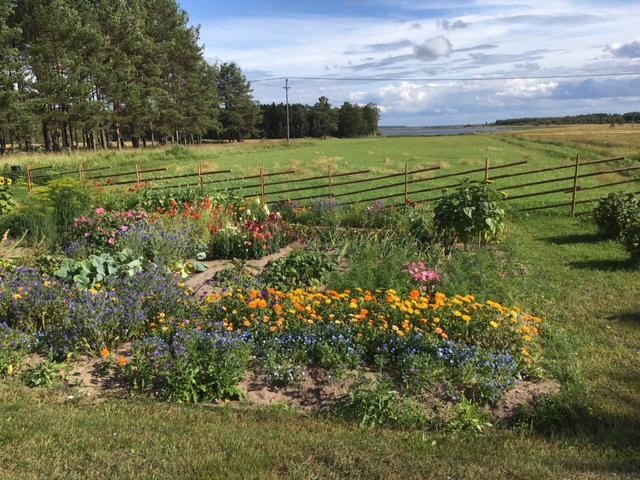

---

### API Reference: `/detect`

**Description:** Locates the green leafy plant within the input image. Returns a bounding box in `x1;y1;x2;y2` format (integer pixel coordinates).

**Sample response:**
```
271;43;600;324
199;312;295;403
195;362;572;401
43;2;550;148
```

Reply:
55;248;146;289
0;176;16;215
0;323;30;378
126;329;252;403
446;397;492;435
21;356;67;389
434;179;506;246
621;220;640;263
261;250;336;290
344;378;429;429
594;192;640;239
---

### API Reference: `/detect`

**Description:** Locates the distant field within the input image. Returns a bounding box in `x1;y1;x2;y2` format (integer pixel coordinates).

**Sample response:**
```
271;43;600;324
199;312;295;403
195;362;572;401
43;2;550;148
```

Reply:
6;125;640;212
502;124;640;159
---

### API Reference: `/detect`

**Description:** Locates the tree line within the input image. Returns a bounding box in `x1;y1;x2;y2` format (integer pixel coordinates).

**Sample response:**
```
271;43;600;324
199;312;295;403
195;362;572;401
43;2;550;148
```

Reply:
261;97;380;139
495;112;640;126
0;0;381;154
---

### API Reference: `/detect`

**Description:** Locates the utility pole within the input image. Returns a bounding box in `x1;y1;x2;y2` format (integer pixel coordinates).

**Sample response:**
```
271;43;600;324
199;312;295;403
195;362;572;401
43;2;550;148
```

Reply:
283;78;290;142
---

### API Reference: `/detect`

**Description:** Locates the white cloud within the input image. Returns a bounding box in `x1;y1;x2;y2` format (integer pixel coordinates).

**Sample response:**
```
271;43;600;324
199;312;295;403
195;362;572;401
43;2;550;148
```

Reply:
413;36;453;60
375;82;430;113
193;2;640;124
496;79;558;98
606;40;640;59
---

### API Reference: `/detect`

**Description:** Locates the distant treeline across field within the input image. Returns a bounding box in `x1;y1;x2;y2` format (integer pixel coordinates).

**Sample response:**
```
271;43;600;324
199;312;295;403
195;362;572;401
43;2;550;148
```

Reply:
495;112;640;126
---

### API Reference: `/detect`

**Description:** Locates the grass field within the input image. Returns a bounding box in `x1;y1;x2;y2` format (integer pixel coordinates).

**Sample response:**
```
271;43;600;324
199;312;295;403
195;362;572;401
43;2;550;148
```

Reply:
1;215;639;479
1;126;639;479
7;124;640;212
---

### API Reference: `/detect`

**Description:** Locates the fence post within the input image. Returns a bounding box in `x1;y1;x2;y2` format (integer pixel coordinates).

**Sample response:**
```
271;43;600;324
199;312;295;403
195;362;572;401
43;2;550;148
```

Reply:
26;165;33;192
328;164;333;197
404;161;409;203
571;154;580;216
135;163;141;184
78;163;84;181
198;164;204;191
484;157;489;183
259;163;266;202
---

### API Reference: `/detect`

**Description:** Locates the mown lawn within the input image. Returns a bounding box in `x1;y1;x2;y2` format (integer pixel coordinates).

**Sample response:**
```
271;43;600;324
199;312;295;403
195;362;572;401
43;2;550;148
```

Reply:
1;212;639;479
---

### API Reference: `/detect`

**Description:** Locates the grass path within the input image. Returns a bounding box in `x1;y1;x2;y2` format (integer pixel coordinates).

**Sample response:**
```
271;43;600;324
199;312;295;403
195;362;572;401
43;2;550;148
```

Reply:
1;214;639;479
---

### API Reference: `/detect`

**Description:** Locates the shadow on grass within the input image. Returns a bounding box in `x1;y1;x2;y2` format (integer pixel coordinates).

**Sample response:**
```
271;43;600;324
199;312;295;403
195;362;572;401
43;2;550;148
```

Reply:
569;258;635;271
543;233;603;245
517;390;640;452
609;311;640;324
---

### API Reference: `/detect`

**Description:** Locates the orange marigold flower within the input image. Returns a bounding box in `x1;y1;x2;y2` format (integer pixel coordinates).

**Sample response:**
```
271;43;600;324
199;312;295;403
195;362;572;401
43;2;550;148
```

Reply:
101;347;110;359
117;356;128;367
410;290;420;300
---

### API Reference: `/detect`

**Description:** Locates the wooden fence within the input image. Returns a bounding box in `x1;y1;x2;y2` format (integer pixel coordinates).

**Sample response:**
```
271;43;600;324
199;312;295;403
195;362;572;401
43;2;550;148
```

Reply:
25;154;639;215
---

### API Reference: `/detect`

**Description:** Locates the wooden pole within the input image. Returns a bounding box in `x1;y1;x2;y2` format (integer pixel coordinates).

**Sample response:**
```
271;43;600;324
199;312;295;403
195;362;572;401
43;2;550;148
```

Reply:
135;163;141;183
259;163;266;201
198;164;204;190
78;163;84;181
571;154;580;216
27;165;32;192
284;78;290;142
328;164;333;197
484;157;489;183
404;161;409;203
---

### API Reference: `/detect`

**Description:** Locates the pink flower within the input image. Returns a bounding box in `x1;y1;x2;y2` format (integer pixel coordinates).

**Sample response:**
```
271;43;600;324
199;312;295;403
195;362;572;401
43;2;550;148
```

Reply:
120;226;129;233
107;237;116;246
95;208;106;216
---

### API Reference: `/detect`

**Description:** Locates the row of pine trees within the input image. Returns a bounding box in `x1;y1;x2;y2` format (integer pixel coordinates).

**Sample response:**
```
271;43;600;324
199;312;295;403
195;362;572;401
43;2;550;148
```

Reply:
261;98;380;139
0;0;381;153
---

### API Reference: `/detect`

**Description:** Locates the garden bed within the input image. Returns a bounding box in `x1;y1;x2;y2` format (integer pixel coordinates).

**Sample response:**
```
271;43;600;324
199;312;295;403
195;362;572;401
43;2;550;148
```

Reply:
0;177;568;432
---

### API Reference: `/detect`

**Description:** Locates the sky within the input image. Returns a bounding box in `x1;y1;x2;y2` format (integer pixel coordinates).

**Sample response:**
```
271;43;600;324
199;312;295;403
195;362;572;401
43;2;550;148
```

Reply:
179;0;640;126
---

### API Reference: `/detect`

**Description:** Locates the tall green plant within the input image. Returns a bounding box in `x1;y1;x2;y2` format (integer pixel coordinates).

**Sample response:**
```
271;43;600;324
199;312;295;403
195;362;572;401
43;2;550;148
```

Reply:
434;179;506;245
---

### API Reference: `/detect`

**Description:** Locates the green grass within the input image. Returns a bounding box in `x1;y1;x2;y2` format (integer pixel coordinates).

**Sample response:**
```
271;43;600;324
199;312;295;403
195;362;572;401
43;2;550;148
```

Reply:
1;213;639;479
2;131;640;477
9;131;639;210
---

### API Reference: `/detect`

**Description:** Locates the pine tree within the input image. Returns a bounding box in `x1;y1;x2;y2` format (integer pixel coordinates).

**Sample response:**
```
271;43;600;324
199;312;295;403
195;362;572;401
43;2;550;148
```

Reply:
215;62;261;142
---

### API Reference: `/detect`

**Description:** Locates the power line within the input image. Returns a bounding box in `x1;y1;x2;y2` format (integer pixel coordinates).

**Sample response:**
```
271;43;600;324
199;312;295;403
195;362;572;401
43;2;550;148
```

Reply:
249;71;640;83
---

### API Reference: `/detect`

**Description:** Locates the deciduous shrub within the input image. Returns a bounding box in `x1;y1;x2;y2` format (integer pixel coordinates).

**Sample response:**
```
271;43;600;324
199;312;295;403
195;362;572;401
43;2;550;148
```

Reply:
434;180;506;245
621;221;640;263
593;192;640;239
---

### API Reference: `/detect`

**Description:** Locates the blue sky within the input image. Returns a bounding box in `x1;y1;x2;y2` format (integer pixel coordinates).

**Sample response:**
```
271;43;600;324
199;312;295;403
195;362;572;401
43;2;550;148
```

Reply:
179;0;640;125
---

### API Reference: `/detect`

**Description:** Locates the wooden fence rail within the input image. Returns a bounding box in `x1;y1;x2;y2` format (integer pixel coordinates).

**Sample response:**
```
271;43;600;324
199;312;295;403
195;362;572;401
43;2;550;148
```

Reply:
23;153;637;216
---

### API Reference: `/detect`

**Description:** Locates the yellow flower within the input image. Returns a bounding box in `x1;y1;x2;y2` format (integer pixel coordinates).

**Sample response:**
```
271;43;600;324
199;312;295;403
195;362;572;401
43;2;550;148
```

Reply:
489;321;499;329
12;293;22;300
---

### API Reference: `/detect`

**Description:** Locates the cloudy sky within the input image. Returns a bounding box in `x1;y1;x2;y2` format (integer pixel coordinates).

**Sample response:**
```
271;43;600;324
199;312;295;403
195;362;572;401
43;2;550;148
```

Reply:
179;0;640;125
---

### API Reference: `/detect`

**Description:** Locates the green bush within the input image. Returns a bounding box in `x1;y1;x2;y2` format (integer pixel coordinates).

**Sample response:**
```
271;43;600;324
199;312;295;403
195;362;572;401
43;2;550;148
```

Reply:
0;176;16;215
0;178;91;245
434;180;506;245
342;379;429;429
621;221;640;263
593;192;640;239
261;250;336;290
127;329;252;402
0;196;58;244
